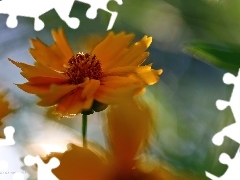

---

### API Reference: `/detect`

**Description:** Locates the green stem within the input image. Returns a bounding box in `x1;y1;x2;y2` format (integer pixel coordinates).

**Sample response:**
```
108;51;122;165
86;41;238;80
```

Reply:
82;114;87;147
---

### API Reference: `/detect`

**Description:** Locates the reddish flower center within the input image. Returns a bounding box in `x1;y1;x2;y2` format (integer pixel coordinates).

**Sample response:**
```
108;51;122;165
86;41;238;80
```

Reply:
65;53;103;84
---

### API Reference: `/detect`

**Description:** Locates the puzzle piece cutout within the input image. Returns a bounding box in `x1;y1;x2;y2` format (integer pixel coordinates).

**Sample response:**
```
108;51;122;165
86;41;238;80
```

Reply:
206;148;240;180
206;69;240;179
0;0;122;31
0;0;79;31
12;172;25;180
0;160;25;180
216;70;240;122
0;126;15;146
24;155;60;180
77;0;123;30
0;160;8;171
0;126;26;180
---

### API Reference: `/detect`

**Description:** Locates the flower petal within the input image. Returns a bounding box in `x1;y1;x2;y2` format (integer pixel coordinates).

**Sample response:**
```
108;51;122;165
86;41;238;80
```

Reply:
9;59;67;79
17;83;50;94
81;79;100;101
136;64;163;85
29;28;73;71
103;66;136;76
54;81;99;117
44;143;107;180
100;76;143;87
54;88;84;117
16;75;68;95
113;36;151;67
92;32;135;69
28;77;65;85
51;28;73;59
81;79;100;109
0;93;12;126
37;84;78;106
107;98;151;169
92;32;152;70
95;76;144;104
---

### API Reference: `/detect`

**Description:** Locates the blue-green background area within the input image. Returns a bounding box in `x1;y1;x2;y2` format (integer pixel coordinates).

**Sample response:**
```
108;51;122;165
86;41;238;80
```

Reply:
0;0;239;179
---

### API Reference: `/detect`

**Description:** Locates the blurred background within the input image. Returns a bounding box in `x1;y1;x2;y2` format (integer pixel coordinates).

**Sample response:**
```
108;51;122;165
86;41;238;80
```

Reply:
0;0;239;179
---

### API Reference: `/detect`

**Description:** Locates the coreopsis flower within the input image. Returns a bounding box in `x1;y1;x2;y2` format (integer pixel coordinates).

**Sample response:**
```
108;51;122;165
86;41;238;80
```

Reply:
10;28;162;117
0;93;12;126
0;93;13;138
42;99;200;180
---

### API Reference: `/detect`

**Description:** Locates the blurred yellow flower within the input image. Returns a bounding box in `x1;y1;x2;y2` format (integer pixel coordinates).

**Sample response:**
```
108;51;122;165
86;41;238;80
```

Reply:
0;93;12;126
42;99;199;180
10;28;162;117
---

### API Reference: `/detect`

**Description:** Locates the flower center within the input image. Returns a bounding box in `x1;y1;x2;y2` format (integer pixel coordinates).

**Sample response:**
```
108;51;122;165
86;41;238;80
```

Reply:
65;53;103;84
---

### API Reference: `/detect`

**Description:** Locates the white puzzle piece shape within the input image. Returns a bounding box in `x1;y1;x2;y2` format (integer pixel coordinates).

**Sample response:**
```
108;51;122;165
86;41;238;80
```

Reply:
216;70;240;122
0;160;25;180
0;126;15;146
12;172;25;180
0;126;26;180
76;0;123;30
206;148;240;180
206;69;240;179
24;155;60;180
0;0;122;31
0;160;8;171
0;0;79;31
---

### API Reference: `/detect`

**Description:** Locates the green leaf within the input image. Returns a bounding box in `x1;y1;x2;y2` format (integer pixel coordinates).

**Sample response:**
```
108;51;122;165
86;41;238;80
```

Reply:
184;42;240;72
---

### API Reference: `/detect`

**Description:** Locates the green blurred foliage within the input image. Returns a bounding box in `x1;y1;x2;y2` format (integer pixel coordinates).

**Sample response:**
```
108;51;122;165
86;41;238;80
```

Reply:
184;42;240;72
164;0;240;71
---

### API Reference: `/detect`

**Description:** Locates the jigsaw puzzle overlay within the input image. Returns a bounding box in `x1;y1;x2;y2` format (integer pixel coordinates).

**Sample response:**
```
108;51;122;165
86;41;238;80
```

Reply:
0;0;123;31
0;126;15;146
24;155;60;180
0;126;60;180
206;70;240;180
0;126;25;180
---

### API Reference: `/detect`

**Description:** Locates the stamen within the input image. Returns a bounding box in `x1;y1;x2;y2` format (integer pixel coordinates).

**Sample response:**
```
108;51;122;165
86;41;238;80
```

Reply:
65;53;103;84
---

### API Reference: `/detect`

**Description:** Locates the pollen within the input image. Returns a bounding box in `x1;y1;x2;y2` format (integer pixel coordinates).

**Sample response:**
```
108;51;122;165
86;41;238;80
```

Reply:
65;53;103;84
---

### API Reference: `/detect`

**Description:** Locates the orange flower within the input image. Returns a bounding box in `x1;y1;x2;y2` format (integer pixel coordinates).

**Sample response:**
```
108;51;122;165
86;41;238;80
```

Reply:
42;99;202;180
0;93;13;138
42;99;158;180
10;28;162;117
0;93;12;126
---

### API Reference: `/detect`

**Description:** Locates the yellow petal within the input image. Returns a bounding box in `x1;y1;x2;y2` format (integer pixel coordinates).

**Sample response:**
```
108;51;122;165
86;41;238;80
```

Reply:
135;64;163;85
44;143;107;180
29;28;73;71
107;98;151;168
54;88;83;117
112;36;152;67
28;77;65;85
92;32;152;70
92;32;135;69
51;28;73;59
17;83;50;94
54;80;100;116
0;93;12;126
15;73;68;95
100;76;144;87
103;66;136;76
9;59;67;79
81;79;100;100
81;79;100;109
95;76;144;104
37;84;78;106
94;87;130;104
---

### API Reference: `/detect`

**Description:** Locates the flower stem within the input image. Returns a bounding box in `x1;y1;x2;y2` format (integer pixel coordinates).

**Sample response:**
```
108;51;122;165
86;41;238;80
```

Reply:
82;114;87;147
